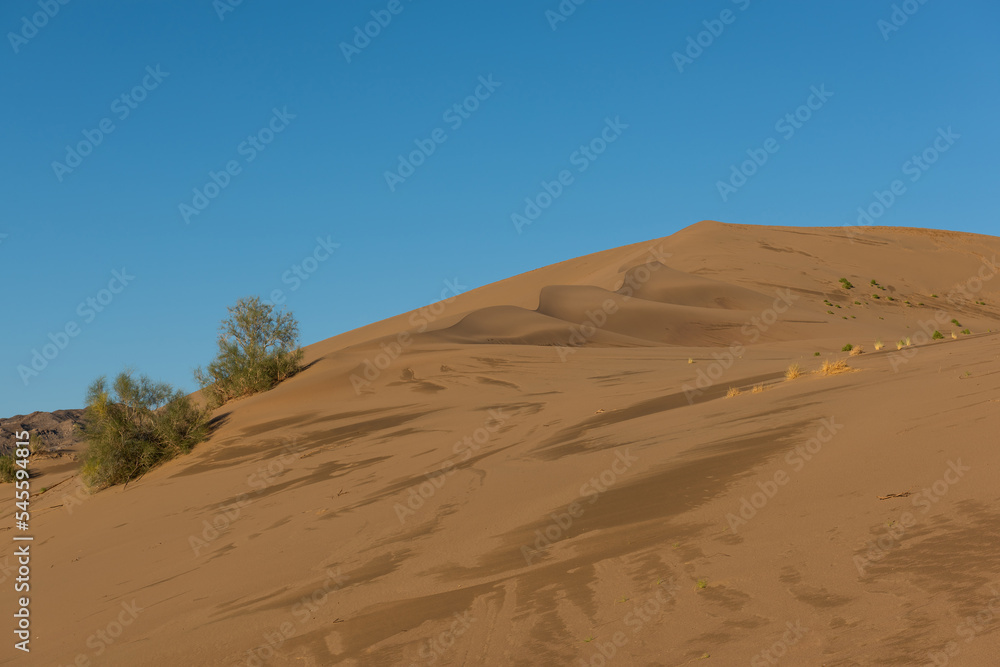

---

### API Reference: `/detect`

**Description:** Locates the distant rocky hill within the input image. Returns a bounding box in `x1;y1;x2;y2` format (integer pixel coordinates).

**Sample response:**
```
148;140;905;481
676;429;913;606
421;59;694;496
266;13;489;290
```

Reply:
0;409;84;455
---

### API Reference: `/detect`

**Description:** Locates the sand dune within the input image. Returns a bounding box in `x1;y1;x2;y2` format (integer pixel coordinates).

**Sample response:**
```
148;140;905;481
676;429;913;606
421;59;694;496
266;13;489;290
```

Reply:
7;222;1000;666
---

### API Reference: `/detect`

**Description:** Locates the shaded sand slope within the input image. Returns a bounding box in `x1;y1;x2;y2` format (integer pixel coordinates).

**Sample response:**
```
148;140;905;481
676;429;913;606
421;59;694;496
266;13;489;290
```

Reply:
6;222;1000;666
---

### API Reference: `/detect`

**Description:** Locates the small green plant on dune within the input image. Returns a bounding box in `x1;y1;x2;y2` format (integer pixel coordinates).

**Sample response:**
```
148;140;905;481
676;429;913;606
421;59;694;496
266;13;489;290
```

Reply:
827;310;835;315
854;301;862;305
871;279;879;287
80;371;210;489
872;294;881;299
840;278;854;289
932;330;945;340
696;579;708;590
951;318;962;327
814;352;821;356
931;294;938;298
961;329;971;335
842;343;853;352
195;296;304;408
0;455;18;484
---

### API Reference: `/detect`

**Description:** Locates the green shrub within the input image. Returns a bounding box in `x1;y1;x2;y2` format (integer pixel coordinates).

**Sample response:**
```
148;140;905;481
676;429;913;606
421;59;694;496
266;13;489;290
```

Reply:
932;330;945;340
961;328;971;335
839;278;854;289
0;455;18;483
195;296;304;407
842;343;853;352
81;371;209;489
951;318;962;327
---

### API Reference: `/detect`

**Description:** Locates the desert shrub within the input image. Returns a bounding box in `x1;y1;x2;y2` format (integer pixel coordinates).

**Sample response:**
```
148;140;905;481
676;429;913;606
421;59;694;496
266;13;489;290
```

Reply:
874;339;884;351
819;359;853;375
29;434;49;457
0;455;17;483
81;371;209;489
726;387;741;398
932;330;945;340
840;278;854;289
850;345;864;356
195;296;304;407
961;328;971;335
842;343;853;352
785;363;801;380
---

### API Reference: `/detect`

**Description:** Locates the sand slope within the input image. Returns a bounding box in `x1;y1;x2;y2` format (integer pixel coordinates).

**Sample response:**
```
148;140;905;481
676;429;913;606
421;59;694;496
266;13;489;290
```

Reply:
6;222;1000;666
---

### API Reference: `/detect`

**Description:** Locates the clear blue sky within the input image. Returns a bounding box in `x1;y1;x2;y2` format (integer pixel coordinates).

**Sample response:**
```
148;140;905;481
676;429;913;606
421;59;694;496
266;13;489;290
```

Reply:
2;0;997;415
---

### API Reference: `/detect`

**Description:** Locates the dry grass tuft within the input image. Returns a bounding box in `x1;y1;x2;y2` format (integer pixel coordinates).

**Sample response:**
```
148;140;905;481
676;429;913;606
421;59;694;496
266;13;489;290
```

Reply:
818;359;854;376
874;339;884;351
951;331;958;339
849;345;864;356
726;386;742;398
752;383;765;394
785;363;801;381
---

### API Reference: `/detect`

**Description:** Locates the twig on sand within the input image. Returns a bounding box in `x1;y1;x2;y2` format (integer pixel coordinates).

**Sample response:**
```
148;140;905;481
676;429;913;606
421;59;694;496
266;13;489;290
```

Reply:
877;491;912;500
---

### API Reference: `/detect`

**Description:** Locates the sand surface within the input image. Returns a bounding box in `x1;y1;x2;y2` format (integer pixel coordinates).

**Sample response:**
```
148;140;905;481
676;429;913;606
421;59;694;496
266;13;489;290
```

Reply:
5;221;1000;666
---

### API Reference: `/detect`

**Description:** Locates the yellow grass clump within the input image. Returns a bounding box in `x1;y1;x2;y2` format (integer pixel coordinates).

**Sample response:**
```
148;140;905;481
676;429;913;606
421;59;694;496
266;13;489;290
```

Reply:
785;363;801;380
849;345;864;356
752;383;765;394
819;359;853;375
874;339;884;351
726;386;742;398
